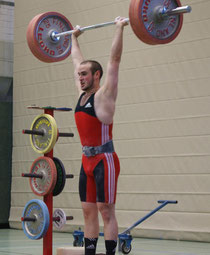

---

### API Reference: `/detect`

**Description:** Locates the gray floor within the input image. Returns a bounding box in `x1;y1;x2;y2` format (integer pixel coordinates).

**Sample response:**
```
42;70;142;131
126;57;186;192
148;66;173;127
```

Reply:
0;229;210;255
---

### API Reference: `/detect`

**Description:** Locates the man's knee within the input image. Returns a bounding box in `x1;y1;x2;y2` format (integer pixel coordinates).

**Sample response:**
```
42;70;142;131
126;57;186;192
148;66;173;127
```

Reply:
97;203;115;222
82;203;98;221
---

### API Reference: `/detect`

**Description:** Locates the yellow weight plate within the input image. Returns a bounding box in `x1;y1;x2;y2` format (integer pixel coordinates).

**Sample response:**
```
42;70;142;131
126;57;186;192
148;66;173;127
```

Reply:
30;114;58;154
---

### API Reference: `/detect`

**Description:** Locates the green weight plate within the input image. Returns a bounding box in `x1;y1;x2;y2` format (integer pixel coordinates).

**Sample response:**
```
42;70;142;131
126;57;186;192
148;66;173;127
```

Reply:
53;157;66;196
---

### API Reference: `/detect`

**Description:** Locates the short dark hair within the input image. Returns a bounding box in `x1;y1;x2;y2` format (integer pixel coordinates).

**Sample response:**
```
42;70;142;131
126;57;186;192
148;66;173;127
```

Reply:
80;60;103;79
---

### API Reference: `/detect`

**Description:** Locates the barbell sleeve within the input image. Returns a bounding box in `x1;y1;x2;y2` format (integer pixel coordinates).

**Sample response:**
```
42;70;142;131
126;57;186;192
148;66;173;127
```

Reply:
22;129;44;136
156;5;192;21
22;173;43;179
163;6;192;16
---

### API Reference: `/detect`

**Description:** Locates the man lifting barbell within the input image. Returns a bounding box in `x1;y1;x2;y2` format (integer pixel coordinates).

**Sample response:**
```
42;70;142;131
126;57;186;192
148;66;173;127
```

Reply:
72;17;128;255
24;1;192;254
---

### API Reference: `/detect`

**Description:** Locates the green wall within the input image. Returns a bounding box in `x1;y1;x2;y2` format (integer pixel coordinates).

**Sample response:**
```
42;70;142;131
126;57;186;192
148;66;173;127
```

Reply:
0;77;13;228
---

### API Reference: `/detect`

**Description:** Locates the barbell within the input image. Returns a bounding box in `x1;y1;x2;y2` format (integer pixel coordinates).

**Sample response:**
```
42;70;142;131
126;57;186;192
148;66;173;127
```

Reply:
26;0;192;63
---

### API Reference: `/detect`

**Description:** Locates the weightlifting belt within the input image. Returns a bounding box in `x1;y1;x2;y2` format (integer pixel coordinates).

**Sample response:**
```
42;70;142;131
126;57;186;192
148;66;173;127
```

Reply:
82;140;114;157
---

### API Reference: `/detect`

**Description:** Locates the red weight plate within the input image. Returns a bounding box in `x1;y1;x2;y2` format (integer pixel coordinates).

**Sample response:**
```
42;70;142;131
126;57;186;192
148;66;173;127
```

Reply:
129;0;156;45
30;156;57;196
27;12;73;62
129;0;183;45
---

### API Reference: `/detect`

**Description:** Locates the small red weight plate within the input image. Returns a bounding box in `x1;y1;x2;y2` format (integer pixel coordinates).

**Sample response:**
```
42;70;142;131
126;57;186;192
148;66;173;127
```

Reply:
27;12;73;62
30;156;57;196
129;0;183;45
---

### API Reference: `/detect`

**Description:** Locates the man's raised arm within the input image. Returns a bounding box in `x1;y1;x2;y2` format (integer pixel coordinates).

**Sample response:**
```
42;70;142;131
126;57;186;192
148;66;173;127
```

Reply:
101;17;128;101
71;28;84;92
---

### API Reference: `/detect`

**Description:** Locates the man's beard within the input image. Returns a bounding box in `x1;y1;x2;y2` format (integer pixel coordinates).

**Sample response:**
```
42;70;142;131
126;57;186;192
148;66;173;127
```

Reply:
82;77;94;92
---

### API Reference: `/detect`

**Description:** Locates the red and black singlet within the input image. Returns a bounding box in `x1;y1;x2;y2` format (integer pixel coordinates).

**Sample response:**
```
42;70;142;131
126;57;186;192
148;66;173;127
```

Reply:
75;92;113;147
74;92;120;204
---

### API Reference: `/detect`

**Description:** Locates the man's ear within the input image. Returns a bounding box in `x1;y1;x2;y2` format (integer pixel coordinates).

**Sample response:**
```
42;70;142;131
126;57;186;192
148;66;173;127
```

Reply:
94;70;100;79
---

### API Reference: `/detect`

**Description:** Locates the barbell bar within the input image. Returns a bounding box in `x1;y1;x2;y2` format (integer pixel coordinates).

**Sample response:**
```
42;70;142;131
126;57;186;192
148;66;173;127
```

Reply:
52;5;191;41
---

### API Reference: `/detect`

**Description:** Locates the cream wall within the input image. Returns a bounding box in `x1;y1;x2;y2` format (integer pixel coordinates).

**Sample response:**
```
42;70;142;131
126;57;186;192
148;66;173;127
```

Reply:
0;0;14;77
10;0;210;242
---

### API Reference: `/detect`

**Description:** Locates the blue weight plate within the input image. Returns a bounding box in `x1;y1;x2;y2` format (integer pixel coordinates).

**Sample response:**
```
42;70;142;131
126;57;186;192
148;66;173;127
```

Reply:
22;199;49;240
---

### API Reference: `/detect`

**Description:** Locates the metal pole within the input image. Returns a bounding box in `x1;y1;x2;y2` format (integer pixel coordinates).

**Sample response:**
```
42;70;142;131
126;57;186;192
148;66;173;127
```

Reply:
43;108;54;255
120;200;177;235
23;129;44;136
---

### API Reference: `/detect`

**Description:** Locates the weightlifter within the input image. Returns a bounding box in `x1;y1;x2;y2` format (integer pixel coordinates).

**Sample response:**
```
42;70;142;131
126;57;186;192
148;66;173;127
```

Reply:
72;17;128;255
